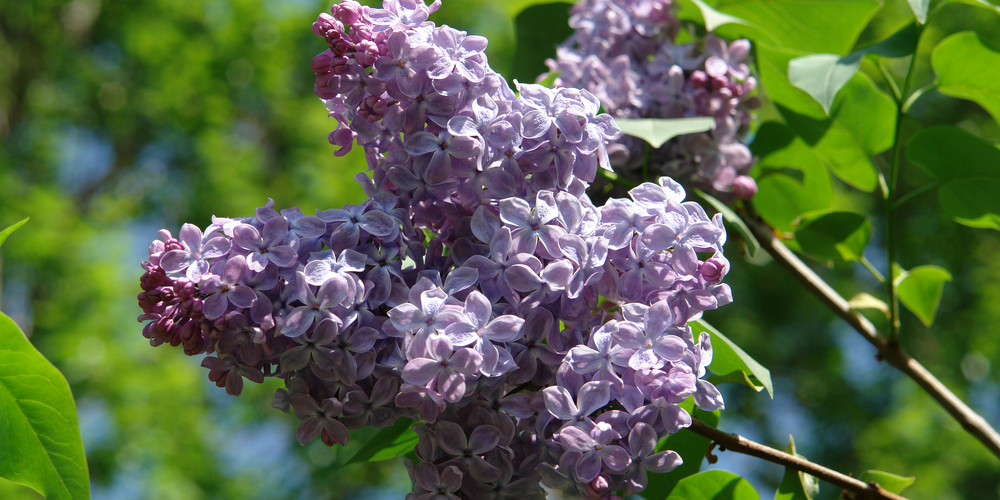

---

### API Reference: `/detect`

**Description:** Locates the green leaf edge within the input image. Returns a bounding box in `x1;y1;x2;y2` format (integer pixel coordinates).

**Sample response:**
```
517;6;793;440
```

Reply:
0;311;90;500
690;318;774;398
0;217;29;249
695;189;759;257
343;418;417;465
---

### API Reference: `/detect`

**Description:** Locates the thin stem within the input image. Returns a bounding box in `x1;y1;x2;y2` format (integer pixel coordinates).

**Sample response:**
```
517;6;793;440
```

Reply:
894;180;939;209
859;256;886;284
877;59;902;103
687;419;909;500
642;142;651;182
743;213;1000;460
599;169;633;189
885;54;918;343
901;83;937;114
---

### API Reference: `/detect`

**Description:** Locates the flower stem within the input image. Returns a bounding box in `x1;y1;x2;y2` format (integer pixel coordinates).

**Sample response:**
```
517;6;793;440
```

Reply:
885;53;919;343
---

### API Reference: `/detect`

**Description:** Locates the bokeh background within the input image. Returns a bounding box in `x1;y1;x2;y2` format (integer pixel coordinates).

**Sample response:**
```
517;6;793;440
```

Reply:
1;0;998;498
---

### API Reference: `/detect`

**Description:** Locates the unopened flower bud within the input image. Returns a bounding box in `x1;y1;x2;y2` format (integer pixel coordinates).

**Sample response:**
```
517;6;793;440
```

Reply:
732;175;757;200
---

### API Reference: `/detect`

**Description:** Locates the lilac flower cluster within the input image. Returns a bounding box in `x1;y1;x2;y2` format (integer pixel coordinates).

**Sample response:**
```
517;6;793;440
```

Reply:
136;1;733;498
541;0;760;200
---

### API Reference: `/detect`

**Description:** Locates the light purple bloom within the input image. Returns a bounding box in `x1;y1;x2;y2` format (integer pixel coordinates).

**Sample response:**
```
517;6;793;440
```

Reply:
201;255;257;320
159;223;231;282
233;218;297;272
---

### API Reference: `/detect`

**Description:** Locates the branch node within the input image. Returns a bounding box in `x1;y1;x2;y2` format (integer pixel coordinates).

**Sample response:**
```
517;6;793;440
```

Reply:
705;442;719;464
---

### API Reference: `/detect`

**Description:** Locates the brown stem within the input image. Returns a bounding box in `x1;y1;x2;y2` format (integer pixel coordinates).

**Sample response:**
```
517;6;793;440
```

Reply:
687;420;909;500
743;213;1000;460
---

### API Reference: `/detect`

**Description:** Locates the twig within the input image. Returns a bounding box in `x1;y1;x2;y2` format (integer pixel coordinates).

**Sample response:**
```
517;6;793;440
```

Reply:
743;213;1000;460
687;419;909;500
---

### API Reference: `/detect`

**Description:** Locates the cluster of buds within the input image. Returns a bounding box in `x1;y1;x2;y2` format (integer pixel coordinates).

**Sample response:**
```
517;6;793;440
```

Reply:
137;1;733;499
542;0;759;200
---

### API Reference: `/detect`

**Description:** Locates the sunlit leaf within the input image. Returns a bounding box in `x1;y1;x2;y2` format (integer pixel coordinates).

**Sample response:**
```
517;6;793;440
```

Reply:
675;0;754;32
788;53;864;115
933;31;1000;125
712;0;881;54
793;210;872;262
666;470;760;500
0;312;90;500
908;0;931;22
788;22;920;113
896;265;952;327
859;470;916;494
0;217;29;249
691;319;773;398
614;117;716;148
775;436;819;500
344;418;418;465
848;293;890;318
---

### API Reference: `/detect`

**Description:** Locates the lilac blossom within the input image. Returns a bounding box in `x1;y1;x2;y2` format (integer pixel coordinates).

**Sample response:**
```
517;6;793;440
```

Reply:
158;223;231;282
543;0;758;199
134;2;740;499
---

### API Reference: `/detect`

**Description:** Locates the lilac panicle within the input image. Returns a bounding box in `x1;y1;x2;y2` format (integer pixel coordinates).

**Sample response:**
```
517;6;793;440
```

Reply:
135;1;737;499
541;0;759;201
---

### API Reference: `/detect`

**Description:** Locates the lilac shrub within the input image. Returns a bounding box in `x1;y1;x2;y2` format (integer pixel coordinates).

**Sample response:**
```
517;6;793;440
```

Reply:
136;1;732;498
541;0;759;200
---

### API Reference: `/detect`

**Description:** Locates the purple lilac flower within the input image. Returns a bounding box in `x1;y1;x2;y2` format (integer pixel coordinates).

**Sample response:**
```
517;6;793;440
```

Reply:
134;2;739;499
542;0;759;200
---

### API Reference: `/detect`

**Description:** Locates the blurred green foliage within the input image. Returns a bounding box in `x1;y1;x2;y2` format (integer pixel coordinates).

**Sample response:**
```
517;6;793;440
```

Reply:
0;0;999;499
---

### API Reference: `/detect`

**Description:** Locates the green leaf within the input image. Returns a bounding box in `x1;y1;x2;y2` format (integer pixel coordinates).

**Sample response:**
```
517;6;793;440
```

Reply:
785;72;896;192
905;125;1000;227
613;117;716;148
787;22;921;114
510;3;574;85
788;53;863;115
954;213;1000;230
0;311;90;500
933;31;1000;125
666;470;760;500
750;122;835;232
775;436;819;500
908;0;930;23
644;399;721;500
756;42;827;119
859;470;916;494
675;0;754;32
713;0;882;54
695;189;760;256
896;265;952;327
848;293;891;318
344;418;418;465
0;217;29;249
538;70;561;88
793;210;872;262
690;319;773;398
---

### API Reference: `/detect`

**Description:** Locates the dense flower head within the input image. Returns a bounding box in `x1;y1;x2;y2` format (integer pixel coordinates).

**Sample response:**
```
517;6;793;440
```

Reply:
541;0;759;200
136;1;733;499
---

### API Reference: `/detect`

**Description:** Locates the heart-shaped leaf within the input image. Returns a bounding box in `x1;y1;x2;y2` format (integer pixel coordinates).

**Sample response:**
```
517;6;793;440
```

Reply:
0;312;90;500
613;117;716;148
933;31;1000;125
895;265;952;327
